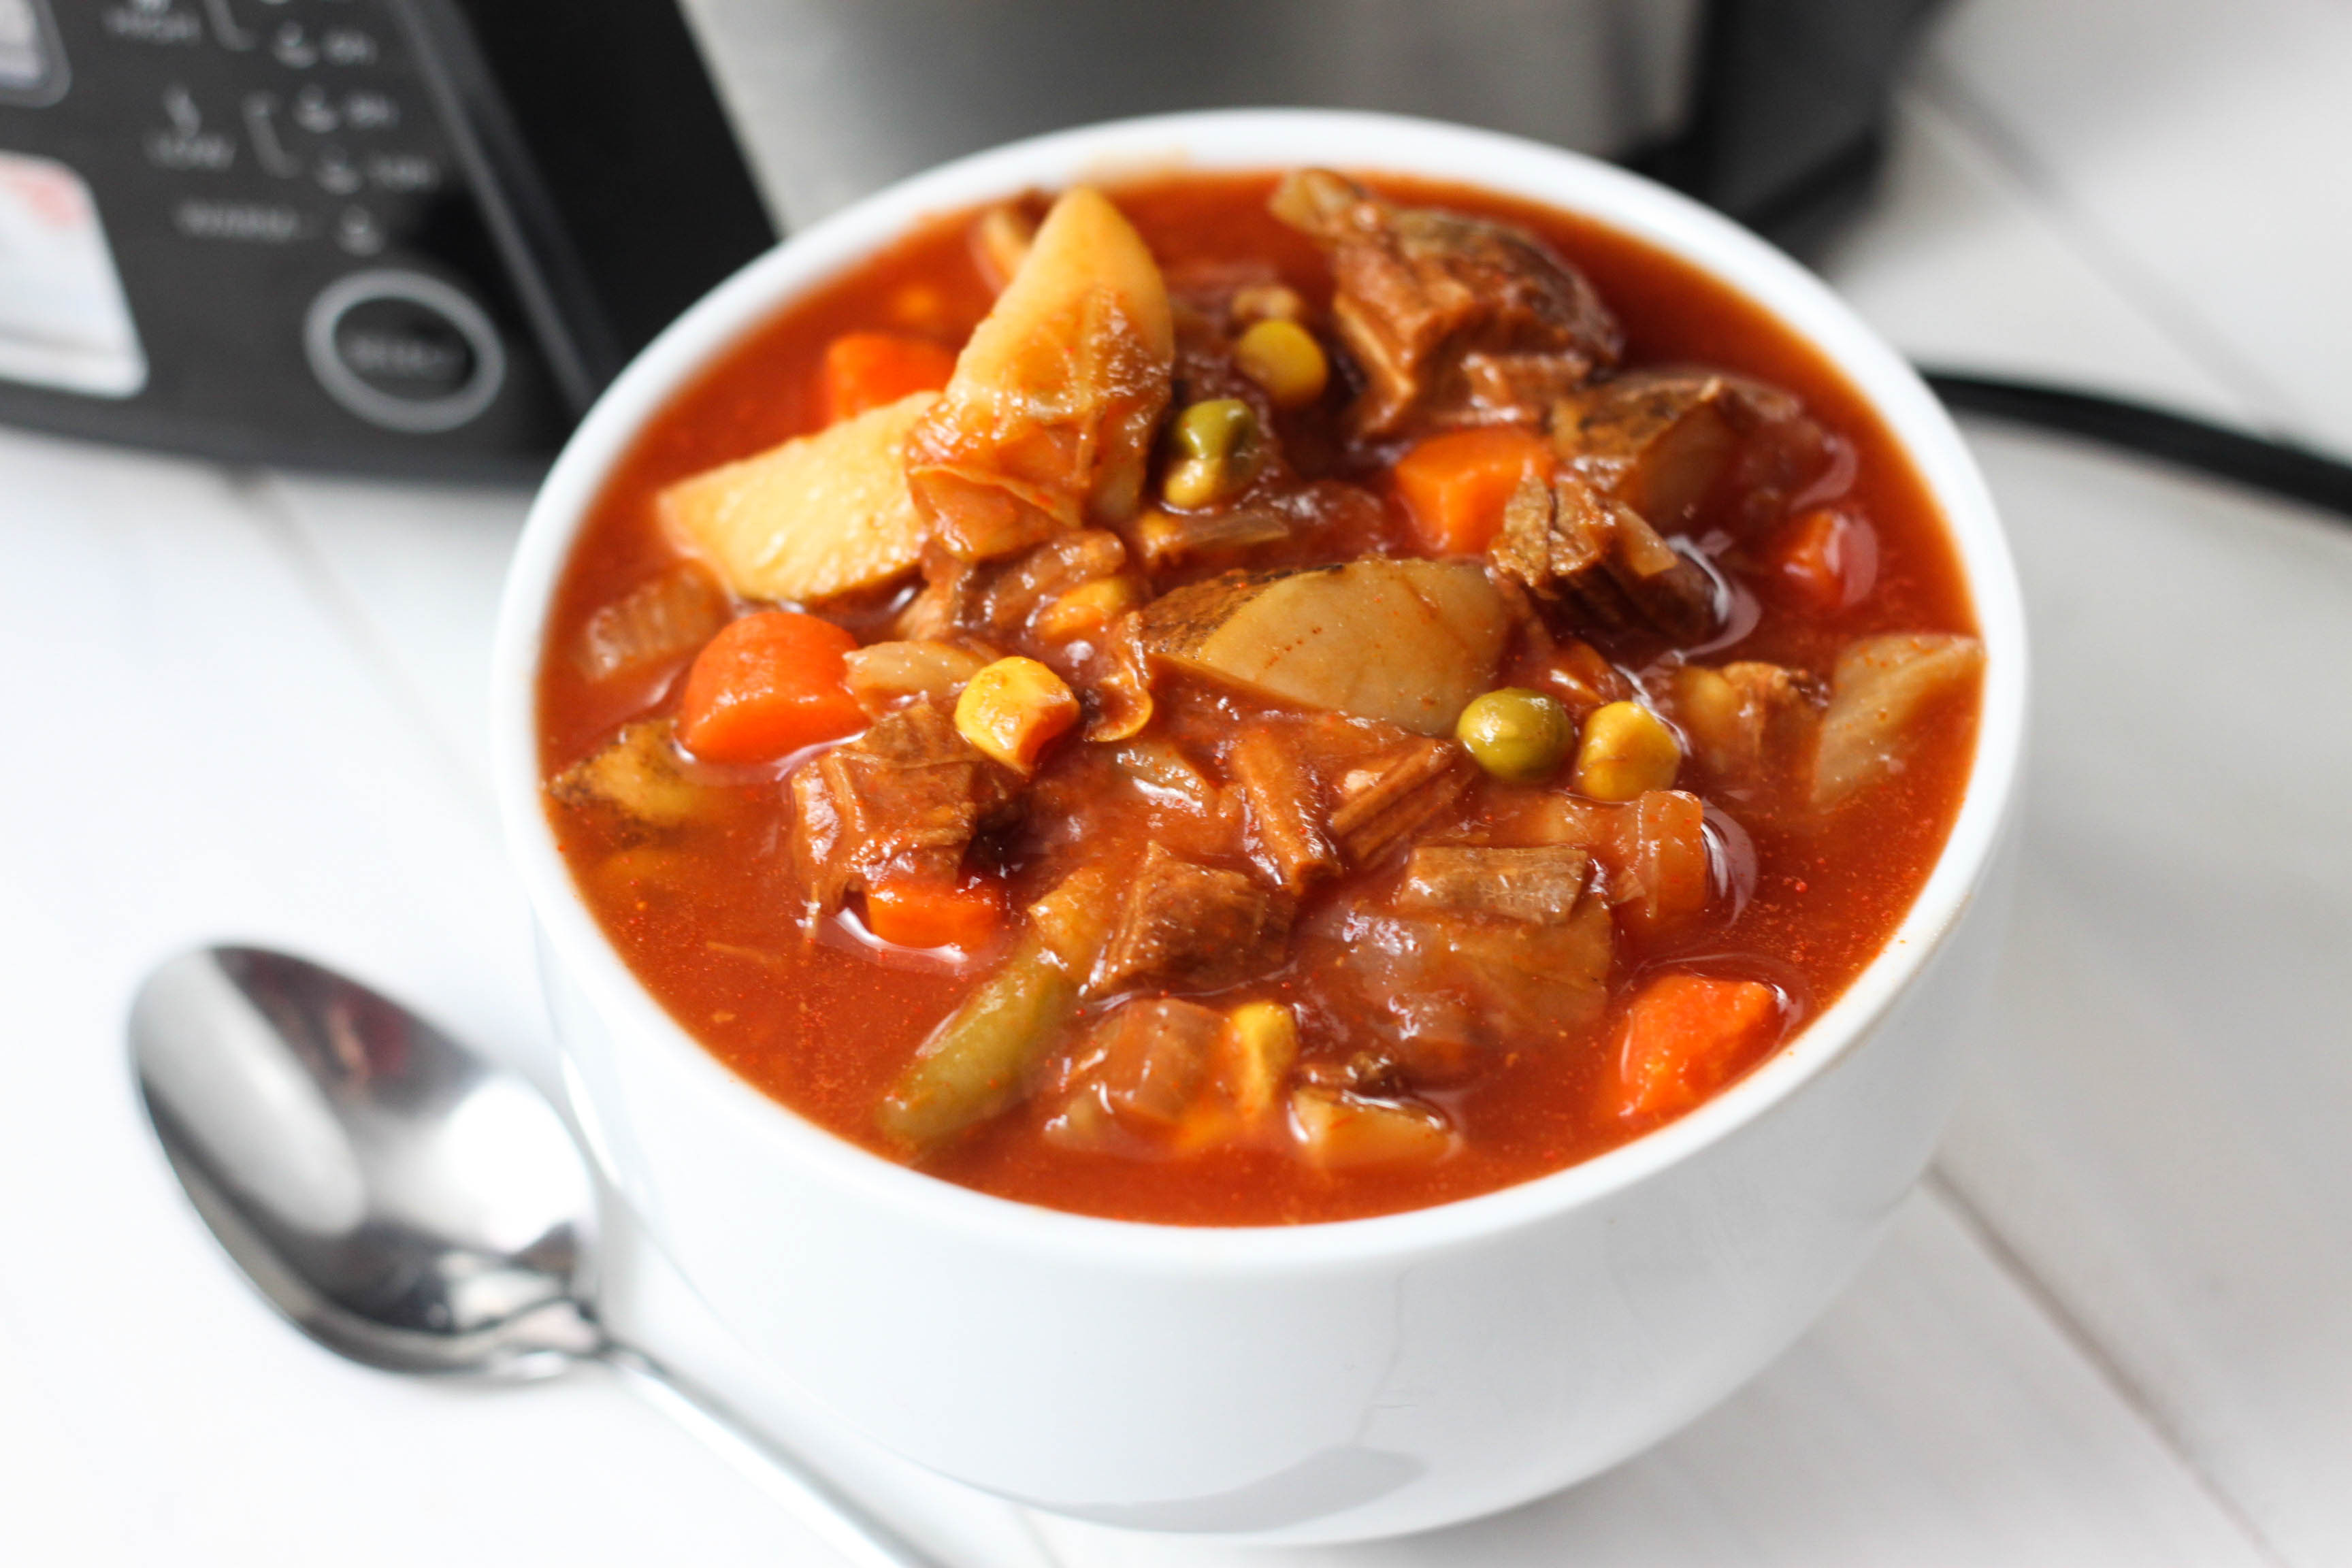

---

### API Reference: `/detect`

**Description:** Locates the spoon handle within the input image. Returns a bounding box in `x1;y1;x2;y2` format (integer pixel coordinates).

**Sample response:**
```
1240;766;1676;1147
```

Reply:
598;1342;951;1568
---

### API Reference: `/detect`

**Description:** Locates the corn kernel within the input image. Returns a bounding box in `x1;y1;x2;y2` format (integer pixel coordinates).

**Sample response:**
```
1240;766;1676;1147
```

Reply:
1162;457;1224;510
1231;282;1307;325
1234;318;1330;408
1034;575;1143;640
1222;1001;1299;1122
1134;507;1187;568
1669;666;1743;771
953;657;1078;772
1573;700;1681;802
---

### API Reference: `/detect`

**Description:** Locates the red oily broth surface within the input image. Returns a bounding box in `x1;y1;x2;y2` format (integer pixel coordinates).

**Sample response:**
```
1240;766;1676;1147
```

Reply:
538;172;1980;1226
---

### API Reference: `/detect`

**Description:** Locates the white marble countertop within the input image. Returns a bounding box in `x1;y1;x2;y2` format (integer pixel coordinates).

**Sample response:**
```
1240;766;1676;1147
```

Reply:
7;2;2351;1563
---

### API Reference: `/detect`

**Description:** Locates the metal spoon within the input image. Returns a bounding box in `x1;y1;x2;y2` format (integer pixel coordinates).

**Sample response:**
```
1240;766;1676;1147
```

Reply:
129;945;943;1568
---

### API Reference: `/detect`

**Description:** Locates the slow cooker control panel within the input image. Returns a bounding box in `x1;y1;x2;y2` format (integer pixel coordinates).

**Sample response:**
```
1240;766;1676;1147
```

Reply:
0;0;570;472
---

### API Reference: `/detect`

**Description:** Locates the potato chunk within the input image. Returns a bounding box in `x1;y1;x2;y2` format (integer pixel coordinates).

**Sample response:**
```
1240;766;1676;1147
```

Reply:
1290;1086;1454;1169
1812;633;1985;808
657;391;935;604
906;188;1175;561
1136;560;1507;735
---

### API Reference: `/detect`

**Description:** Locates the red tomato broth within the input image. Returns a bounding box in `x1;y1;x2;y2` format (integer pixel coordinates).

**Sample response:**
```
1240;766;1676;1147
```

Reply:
538;172;1980;1226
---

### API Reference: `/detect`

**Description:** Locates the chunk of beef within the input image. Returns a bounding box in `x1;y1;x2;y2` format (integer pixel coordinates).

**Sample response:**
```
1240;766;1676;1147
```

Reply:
548;719;707;832
1341;881;1615;1079
1043;997;1226;1151
1669;660;1823;787
1396;844;1596;925
790;700;1018;926
1318;838;1618;1083
1492;470;1720;644
1326;736;1473;865
1089;844;1292;998
1230;724;1341;893
1269;169;1621;438
1551;369;1803;529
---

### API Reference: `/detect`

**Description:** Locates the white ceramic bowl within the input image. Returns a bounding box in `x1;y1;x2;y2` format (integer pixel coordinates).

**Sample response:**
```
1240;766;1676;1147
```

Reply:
493;110;2027;1544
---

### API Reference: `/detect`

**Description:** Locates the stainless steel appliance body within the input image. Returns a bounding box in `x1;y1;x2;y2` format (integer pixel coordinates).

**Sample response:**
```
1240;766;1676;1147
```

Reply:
0;0;1925;475
682;0;1702;232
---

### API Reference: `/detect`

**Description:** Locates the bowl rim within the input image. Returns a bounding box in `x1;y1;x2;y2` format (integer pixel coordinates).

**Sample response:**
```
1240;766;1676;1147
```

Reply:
491;107;2027;1275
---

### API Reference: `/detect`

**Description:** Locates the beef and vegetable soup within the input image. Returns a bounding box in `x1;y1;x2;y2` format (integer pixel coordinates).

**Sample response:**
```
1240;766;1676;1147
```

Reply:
539;171;1982;1225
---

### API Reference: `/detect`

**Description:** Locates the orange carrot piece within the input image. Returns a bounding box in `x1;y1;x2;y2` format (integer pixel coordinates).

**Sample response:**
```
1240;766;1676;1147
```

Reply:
1610;973;1781;1121
675;610;864;764
1393;427;1555;554
1769;507;1879;612
821;331;958;424
866;875;1008;951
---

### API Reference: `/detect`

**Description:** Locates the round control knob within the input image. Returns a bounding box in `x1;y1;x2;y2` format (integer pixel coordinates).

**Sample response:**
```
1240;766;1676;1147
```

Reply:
304;270;506;434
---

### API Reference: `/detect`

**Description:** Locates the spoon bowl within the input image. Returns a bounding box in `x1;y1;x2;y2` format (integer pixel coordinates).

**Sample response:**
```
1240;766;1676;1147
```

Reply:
131;947;600;1377
130;945;941;1568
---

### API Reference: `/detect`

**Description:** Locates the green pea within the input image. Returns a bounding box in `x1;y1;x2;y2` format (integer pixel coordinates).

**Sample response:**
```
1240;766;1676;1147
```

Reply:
1456;687;1573;783
1172;398;1258;463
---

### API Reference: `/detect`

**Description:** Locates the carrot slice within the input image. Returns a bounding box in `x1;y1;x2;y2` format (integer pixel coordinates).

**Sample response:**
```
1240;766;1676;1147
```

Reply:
821;331;959;425
1769;507;1879;612
1610;973;1781;1121
866;875;1008;951
1393;427;1555;554
674;610;864;764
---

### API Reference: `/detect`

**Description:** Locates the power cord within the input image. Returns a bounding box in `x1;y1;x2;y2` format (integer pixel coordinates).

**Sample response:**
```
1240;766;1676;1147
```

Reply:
1921;371;2352;523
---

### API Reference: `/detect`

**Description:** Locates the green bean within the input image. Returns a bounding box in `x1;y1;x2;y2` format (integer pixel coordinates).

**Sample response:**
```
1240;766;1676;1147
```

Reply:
875;936;1077;1152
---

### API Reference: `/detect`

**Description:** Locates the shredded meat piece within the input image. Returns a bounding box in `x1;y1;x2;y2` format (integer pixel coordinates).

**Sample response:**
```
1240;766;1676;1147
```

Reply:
1269;169;1621;438
1492;470;1720;644
1326;737;1472;866
1089;844;1292;998
1551;369;1803;527
789;700;1018;927
1396;845;1597;925
1230;725;1341;893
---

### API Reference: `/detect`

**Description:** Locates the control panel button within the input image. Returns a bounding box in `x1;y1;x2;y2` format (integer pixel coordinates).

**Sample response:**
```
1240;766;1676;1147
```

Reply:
304;271;505;434
0;0;66;104
99;1;203;48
